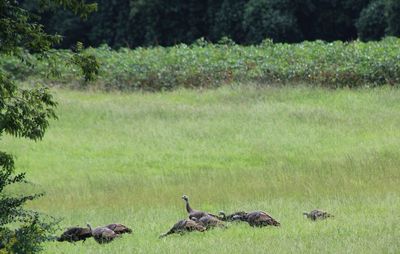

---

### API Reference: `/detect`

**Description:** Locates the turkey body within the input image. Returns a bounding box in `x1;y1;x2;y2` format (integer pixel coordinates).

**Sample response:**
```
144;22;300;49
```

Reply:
196;215;226;229
244;211;280;227
57;227;92;243
160;219;206;238
105;223;132;234
87;224;120;244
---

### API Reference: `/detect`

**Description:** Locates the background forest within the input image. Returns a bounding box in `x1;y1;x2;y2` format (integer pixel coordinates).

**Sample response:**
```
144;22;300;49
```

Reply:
22;0;400;48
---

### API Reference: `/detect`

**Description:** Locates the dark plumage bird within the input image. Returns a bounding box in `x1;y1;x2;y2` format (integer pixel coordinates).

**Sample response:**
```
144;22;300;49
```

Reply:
160;219;206;238
56;227;92;243
218;211;247;222
303;209;333;221
105;223;132;234
182;195;217;220
243;211;280;227
87;224;120;244
196;215;226;229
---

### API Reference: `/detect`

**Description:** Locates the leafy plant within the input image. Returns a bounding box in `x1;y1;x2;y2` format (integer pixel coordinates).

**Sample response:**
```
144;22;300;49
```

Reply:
3;37;400;90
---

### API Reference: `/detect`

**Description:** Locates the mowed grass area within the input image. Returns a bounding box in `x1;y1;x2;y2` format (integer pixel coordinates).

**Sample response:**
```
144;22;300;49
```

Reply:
2;85;400;253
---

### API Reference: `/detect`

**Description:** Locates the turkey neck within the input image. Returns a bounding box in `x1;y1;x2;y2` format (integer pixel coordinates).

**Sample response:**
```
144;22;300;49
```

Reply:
184;199;193;213
87;224;93;234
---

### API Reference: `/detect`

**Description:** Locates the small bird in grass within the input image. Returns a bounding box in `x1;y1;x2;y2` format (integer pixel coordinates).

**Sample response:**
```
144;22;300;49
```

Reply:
181;195;217;220
56;226;92;243
160;219;206;238
87;223;120;244
303;209;333;221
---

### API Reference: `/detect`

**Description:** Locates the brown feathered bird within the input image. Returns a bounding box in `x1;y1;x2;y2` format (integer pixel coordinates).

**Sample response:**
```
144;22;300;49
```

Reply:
218;211;247;222
243;211;280;227
196;215;226;229
160;219;206;238
303;209;333;221
104;223;132;234
182;195;217;220
56;226;92;243
87;224;120;244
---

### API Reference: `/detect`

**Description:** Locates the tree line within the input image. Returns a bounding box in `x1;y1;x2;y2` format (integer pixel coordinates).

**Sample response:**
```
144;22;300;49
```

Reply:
22;0;400;49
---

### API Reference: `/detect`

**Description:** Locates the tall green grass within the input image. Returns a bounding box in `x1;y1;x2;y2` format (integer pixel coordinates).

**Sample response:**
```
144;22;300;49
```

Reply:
2;37;400;90
1;85;400;253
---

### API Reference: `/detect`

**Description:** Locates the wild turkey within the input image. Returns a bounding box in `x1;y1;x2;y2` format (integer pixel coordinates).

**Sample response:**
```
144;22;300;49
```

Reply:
303;209;333;221
56;226;92;243
218;211;247;222
244;211;280;227
105;223;132;234
182;195;217;220
87;224;120;244
159;219;206;238
196;215;226;229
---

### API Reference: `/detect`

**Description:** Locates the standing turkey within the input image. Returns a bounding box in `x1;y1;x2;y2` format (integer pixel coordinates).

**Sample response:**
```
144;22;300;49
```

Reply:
160;219;206;238
243;211;280;227
104;223;132;234
303;209;333;221
181;195;217;220
87;224;120;244
56;226;92;243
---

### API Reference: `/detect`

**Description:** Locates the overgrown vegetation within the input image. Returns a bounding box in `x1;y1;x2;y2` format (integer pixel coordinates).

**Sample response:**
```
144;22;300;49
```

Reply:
2;37;400;90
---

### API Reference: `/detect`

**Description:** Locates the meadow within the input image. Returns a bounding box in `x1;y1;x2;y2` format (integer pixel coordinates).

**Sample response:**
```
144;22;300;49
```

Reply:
1;85;400;253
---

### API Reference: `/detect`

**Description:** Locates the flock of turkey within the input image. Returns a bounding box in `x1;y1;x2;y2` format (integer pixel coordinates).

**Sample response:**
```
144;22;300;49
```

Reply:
57;195;333;244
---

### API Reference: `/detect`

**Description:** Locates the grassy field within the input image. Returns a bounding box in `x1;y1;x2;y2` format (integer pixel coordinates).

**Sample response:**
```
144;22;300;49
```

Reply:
1;85;400;253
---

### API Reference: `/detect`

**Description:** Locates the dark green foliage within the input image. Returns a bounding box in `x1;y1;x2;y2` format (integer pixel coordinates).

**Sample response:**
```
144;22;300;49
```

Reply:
243;0;302;43
356;0;386;41
89;0;130;47
210;0;247;43
21;0;400;48
128;0;209;47
386;0;400;37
